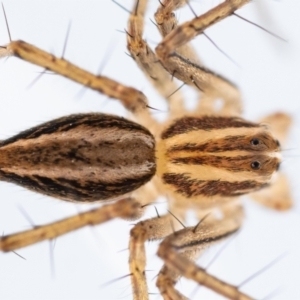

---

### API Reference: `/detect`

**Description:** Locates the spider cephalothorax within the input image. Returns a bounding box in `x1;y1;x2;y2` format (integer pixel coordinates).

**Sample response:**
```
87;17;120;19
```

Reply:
157;115;281;205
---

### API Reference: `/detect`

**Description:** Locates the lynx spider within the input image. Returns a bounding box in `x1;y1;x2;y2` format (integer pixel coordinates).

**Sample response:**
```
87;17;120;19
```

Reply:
2;3;298;298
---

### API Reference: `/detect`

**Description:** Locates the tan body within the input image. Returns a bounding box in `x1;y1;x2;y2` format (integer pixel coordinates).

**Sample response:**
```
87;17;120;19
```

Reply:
0;112;280;207
0;1;293;300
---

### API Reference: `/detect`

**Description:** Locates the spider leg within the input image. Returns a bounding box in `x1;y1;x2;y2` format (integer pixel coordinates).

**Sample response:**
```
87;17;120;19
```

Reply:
156;248;201;300
156;0;250;61
127;0;187;120
129;175;187;300
129;214;173;300
1;39;162;132
259;112;292;146
156;203;254;300
250;172;292;210
155;0;249;116
154;0;242;117
194;94;222;116
1;42;144;112
155;1;221;119
0;197;142;252
155;0;201;65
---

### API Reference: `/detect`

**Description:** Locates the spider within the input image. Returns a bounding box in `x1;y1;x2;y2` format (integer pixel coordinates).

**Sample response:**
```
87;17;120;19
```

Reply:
0;0;298;300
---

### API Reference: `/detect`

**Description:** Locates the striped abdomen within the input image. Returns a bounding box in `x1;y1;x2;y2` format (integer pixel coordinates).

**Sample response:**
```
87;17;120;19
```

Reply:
157;116;280;206
0;114;156;202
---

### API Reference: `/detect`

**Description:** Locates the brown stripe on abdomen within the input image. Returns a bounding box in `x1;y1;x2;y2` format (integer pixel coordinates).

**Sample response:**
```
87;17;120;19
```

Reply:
0;114;150;146
162;173;268;198
167;133;280;153
0;171;153;202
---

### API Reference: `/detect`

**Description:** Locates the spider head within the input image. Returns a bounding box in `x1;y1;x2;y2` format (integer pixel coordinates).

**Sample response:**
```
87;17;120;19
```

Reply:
159;116;281;202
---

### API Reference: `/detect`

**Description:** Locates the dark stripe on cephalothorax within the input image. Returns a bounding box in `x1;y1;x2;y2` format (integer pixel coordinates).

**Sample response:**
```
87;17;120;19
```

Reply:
162;173;268;198
167;133;278;153
175;228;239;250
170;155;280;176
0;171;153;202
0;114;151;146
161;116;259;139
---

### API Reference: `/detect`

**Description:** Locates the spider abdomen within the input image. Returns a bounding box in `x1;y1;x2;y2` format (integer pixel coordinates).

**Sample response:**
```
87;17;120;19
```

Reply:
0;113;156;202
157;116;280;205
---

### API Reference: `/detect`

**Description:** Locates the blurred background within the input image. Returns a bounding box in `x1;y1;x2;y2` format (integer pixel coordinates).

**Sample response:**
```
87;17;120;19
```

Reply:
0;1;299;299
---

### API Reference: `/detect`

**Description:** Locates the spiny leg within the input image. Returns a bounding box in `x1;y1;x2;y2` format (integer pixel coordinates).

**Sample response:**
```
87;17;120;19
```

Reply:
154;0;241;117
154;1;235;117
155;0;247;115
1;42;146;112
156;0;250;60
0;197;142;252
128;167;190;299
154;0;216;120
128;190;190;300
155;203;221;300
129;214;174;300
156;249;201;300
154;0;201;65
0;34;159;131
156;204;254;300
127;0;186;119
128;201;251;300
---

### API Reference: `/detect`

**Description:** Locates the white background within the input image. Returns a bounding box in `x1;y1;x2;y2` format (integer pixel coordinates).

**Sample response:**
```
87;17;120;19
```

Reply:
0;1;299;299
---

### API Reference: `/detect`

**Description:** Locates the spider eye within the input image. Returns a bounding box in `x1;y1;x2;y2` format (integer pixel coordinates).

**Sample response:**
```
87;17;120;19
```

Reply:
276;139;281;147
251;161;261;170
251;138;260;146
276;162;281;171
